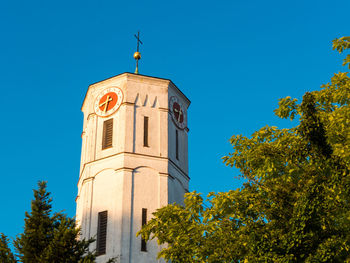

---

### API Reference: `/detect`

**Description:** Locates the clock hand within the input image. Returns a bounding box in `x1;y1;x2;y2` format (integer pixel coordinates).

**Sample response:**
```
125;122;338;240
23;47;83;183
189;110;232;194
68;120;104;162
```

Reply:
177;109;182;122
99;96;113;113
105;96;110;112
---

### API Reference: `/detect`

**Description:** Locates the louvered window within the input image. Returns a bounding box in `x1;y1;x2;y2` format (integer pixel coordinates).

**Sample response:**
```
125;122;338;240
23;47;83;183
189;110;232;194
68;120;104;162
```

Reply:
143;116;149;147
141;208;147;252
96;211;108;255
176;129;179;160
102;119;113;149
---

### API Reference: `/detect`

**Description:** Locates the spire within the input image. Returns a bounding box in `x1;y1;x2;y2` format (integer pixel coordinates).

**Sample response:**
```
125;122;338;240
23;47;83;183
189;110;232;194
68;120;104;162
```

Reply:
133;31;143;74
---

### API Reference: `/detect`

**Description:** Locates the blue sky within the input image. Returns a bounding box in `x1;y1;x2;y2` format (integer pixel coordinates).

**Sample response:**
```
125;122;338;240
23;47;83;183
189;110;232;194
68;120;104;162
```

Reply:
1;0;349;240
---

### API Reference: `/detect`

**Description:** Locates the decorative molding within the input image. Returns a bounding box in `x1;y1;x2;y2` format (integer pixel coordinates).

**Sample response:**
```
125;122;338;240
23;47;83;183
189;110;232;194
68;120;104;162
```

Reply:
81;72;191;112
158;107;169;112
159;172;174;179
142;94;148;106
134;93;142;107
151;96;158;108
82;176;94;184
78;151;190;185
115;167;134;173
121;102;135;106
168;158;190;181
87;113;96;120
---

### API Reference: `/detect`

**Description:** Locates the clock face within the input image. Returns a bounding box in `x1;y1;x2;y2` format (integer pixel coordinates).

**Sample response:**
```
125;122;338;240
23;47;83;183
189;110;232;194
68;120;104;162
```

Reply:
94;87;123;117
169;96;187;129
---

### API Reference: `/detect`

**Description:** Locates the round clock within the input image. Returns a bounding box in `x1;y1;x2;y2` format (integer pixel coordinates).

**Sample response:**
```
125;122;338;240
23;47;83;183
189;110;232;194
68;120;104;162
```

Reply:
169;96;187;129
94;87;123;117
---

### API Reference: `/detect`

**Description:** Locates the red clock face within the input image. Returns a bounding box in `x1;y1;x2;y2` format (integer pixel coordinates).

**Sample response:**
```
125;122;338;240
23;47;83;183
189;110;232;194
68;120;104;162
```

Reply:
94;87;123;117
98;92;118;113
172;102;184;124
169;96;186;129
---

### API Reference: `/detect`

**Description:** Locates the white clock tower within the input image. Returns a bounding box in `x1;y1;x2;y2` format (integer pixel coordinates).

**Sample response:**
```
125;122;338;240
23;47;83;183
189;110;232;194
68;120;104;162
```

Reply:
75;72;190;263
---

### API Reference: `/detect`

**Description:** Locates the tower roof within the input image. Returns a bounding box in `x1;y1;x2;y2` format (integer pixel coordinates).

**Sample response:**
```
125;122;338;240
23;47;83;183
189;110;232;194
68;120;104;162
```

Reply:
81;72;190;111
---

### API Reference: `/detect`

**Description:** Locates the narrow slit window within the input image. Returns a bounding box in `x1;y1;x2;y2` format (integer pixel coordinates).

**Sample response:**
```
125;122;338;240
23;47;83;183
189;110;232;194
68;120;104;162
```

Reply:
102;119;113;149
141;208;147;252
143;116;149;147
176;129;179;160
96;210;108;255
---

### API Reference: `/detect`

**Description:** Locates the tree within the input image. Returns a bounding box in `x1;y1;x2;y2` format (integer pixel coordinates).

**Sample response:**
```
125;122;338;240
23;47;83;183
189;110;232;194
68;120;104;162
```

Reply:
138;37;350;262
1;181;116;263
0;234;16;263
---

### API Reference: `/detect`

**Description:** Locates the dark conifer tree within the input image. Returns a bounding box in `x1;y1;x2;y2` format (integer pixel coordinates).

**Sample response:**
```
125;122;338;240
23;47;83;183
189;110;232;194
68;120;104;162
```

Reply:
11;181;114;263
0;234;16;263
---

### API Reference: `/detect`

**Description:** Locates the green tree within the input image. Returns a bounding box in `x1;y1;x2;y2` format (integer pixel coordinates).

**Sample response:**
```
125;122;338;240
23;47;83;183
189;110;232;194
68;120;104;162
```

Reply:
14;181;97;263
138;37;350;262
0;234;16;263
2;181;116;263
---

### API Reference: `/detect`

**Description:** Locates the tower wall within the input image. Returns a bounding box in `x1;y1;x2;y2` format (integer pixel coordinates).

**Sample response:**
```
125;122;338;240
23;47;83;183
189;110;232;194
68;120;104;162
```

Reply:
76;73;190;262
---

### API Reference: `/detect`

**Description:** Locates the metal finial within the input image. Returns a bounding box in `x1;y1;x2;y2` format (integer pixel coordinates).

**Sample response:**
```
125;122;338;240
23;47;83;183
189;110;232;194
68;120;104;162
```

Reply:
134;31;143;74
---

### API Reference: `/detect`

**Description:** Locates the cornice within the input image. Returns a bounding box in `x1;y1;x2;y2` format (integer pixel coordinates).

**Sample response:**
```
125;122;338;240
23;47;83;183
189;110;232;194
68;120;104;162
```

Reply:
81;72;191;112
78;151;189;186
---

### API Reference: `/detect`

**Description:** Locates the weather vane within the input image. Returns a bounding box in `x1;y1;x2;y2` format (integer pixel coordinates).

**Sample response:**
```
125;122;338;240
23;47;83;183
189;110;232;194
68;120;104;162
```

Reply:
133;31;143;74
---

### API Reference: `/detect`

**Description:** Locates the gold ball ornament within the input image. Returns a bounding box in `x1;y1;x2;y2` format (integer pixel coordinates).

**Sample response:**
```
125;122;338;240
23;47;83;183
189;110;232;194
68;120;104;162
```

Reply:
133;51;141;60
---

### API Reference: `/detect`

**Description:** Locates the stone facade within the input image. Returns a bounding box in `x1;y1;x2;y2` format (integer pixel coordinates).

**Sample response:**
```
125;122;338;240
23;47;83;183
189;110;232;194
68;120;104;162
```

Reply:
76;73;190;263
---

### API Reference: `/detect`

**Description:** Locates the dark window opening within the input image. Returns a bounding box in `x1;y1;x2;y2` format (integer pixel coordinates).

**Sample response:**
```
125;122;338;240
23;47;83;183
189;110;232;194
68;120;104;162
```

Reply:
96;210;108;255
141;208;147;252
143;116;149;147
176;129;179;160
102;119;113;149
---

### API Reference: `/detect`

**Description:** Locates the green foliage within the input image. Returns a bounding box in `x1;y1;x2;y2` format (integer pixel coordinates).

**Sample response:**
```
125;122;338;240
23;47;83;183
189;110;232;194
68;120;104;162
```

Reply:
0;234;16;263
13;181;97;263
2;181;116;263
138;37;350;262
333;37;350;69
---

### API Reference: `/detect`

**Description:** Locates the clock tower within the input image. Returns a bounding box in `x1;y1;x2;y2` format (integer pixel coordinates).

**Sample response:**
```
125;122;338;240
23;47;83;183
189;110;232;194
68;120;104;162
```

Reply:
75;72;190;262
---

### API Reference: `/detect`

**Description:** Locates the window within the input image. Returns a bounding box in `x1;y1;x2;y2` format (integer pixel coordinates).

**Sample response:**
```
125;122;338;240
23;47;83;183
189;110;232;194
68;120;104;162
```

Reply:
176;129;179;160
143;116;149;147
96;211;108;255
102;119;113;149
141;208;147;252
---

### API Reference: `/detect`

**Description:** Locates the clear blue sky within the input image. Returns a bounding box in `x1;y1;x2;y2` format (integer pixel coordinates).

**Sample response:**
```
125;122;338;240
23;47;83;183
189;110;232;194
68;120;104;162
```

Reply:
1;0;349;240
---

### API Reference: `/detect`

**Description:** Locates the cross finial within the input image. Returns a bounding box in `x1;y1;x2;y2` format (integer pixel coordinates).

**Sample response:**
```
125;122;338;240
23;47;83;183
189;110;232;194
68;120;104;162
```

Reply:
133;31;143;74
